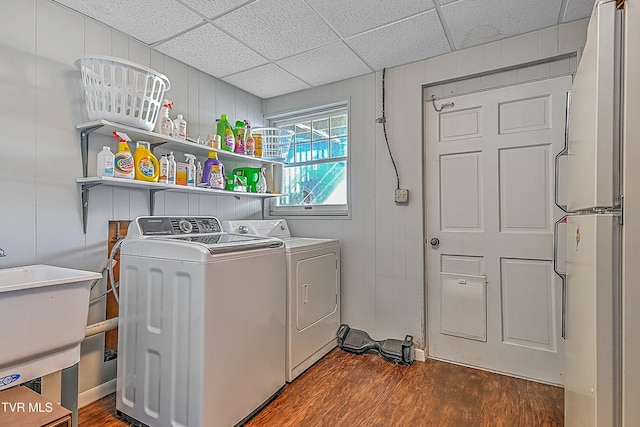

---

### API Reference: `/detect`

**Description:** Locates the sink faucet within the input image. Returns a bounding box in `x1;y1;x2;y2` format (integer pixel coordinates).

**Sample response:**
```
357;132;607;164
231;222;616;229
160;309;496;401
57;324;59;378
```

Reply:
0;247;6;257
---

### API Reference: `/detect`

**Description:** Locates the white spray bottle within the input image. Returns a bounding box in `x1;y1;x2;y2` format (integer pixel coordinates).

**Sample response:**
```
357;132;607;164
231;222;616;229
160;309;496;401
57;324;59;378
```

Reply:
185;154;196;187
158;99;175;136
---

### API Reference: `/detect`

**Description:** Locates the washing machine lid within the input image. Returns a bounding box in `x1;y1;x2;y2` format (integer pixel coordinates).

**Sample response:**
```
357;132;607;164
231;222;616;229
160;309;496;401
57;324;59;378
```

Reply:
149;233;283;254
222;219;291;238
127;216;283;254
284;237;340;252
223;220;340;252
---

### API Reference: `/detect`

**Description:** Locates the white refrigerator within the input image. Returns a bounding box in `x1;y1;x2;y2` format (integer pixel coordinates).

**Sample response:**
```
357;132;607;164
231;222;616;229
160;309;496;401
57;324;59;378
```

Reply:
560;0;639;426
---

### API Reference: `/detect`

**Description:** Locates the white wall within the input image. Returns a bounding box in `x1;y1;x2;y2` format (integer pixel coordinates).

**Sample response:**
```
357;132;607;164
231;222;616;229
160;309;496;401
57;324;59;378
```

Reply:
0;0;264;402
264;19;589;350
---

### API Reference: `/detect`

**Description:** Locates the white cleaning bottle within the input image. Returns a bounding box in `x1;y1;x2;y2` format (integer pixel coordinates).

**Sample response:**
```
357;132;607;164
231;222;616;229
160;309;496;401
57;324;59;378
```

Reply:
168;152;177;185
159;154;169;184
174;114;187;140
185;154;196;187
158;99;175;136
196;161;203;186
97;146;115;177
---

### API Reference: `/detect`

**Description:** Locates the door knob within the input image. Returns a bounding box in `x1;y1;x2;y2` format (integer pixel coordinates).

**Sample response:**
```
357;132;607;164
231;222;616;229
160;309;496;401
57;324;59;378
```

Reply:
429;238;439;247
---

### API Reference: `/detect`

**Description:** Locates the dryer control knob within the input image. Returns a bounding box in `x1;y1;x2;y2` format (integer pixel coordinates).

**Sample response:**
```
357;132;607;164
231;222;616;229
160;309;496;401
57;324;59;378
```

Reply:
178;219;193;234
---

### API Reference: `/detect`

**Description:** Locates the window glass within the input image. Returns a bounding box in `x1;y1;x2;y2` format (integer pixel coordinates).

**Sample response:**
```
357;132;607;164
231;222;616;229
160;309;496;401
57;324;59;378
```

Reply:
270;105;349;215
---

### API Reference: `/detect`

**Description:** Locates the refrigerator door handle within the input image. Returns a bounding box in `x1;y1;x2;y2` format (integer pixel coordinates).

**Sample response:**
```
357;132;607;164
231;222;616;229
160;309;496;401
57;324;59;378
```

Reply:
554;91;571;213
553;215;568;339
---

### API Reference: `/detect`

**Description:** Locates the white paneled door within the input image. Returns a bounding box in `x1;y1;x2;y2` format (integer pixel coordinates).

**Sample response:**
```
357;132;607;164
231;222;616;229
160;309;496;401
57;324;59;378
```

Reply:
425;76;572;385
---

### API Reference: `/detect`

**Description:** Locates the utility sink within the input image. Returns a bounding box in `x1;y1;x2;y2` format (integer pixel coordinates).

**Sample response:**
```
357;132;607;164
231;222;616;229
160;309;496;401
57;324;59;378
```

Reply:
0;265;101;390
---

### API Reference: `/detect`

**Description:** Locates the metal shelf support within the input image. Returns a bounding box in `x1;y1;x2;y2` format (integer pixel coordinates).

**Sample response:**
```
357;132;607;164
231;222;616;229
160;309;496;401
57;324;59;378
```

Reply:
80;124;104;178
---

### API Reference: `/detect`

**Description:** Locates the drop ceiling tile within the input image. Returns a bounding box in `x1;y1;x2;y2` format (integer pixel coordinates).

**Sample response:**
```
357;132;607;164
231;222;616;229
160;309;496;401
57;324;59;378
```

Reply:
213;0;339;60
178;0;250;19
345;11;450;71
562;0;596;22
154;23;268;78
277;42;372;86
222;64;310;99
305;0;435;38
53;0;203;44
442;0;562;49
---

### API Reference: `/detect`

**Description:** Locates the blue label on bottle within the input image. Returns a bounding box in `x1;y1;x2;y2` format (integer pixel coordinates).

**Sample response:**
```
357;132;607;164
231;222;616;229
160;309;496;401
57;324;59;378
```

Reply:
139;158;155;177
1;374;20;387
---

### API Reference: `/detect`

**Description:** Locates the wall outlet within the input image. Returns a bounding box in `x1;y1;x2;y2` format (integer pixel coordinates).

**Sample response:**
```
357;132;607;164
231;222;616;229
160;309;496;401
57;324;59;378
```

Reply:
394;188;409;204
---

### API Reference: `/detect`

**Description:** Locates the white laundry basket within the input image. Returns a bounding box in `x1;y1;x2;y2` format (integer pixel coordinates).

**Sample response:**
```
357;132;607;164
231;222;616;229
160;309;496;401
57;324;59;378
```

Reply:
252;128;294;162
75;56;171;131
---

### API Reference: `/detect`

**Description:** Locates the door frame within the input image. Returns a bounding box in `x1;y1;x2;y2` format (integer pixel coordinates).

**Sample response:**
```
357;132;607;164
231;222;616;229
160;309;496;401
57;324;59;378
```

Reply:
421;70;575;382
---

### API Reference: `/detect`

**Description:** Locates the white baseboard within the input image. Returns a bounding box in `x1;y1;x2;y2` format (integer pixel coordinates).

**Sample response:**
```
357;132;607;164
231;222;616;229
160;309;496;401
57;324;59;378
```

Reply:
79;378;116;408
414;348;426;362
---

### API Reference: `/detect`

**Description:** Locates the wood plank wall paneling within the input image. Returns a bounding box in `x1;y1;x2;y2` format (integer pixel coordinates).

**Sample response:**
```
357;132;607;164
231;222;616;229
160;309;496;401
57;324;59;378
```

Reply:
79;350;563;427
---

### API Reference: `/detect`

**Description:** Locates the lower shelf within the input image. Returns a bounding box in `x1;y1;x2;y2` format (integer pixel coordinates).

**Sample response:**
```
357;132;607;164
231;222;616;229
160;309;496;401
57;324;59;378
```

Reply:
77;176;278;233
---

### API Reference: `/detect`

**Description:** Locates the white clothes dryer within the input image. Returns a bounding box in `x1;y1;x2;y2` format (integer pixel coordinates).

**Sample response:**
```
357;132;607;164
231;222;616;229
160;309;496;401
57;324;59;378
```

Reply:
223;219;340;382
116;216;286;427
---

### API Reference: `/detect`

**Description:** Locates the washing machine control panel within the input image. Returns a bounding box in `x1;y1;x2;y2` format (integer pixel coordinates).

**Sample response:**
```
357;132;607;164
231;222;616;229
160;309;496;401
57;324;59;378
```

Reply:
135;216;222;236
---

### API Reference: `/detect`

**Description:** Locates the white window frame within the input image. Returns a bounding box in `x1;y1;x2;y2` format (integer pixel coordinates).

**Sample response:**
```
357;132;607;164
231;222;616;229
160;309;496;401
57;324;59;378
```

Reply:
266;101;350;218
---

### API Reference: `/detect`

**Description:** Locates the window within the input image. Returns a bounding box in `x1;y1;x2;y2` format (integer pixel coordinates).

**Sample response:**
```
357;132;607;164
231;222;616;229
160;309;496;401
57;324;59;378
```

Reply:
269;104;349;216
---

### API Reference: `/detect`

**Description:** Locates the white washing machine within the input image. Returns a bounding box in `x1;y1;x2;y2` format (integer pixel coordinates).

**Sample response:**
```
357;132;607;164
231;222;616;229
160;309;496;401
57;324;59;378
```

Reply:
223;219;340;382
116;216;286;427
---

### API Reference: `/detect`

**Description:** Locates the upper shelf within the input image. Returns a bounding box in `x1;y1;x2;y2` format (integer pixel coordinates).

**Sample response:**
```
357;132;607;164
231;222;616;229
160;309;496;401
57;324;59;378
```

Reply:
77;119;283;166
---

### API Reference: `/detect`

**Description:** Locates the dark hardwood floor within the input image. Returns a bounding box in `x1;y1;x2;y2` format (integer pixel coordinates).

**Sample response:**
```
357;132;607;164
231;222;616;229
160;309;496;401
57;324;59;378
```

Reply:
79;349;563;426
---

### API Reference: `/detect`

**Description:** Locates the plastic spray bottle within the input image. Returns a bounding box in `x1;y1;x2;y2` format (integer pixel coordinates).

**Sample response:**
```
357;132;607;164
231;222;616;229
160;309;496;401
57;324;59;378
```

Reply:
202;151;225;189
244;120;255;156
257;167;267;193
217;114;235;152
167;152;177;185
133;142;159;182
185;154;196;187
158;99;175;136
113;131;134;179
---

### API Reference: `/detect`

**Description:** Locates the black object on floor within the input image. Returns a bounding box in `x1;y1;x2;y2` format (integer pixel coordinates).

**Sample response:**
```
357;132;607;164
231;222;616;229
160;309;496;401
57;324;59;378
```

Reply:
337;324;414;365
